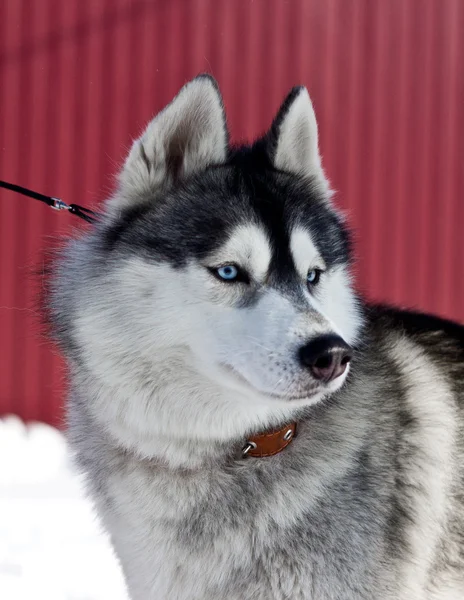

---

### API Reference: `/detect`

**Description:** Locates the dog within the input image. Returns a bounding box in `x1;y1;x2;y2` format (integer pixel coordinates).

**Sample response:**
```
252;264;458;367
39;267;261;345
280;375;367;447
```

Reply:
49;75;464;599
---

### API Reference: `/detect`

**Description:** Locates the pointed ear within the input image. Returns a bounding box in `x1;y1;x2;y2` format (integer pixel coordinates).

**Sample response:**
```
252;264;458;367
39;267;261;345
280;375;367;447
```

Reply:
112;75;228;212
268;87;326;183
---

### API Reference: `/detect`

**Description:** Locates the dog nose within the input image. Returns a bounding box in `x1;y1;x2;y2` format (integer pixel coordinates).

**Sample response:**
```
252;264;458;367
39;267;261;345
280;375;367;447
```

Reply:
298;335;352;383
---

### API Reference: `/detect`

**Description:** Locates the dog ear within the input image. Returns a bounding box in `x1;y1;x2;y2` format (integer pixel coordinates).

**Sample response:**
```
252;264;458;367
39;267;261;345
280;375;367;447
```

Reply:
112;75;228;211
268;87;326;183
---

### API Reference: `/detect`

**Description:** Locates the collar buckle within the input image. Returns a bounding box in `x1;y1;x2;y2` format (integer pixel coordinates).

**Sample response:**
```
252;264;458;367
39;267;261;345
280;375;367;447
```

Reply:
242;422;297;458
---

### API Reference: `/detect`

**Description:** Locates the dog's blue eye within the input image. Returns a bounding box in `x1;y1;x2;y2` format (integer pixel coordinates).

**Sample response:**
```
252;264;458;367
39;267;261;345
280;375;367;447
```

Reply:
208;264;250;284
307;269;322;286
217;265;239;281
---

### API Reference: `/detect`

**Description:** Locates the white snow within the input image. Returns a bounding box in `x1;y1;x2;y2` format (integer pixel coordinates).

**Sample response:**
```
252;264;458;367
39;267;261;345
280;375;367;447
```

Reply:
0;416;128;600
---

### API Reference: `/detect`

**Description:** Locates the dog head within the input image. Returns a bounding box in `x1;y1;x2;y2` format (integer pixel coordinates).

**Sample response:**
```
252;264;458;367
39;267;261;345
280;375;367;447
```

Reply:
53;76;363;455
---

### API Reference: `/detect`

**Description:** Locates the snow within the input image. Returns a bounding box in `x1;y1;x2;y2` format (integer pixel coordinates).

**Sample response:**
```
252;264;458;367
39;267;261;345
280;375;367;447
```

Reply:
0;416;128;600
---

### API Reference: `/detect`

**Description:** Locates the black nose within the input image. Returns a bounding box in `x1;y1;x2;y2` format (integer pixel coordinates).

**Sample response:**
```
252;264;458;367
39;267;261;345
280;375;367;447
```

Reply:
298;335;352;383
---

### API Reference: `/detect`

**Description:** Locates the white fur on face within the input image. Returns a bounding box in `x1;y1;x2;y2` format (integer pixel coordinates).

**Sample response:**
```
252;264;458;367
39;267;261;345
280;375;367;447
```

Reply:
74;256;298;463
289;227;361;345
315;266;361;345
191;286;349;403
290;227;326;277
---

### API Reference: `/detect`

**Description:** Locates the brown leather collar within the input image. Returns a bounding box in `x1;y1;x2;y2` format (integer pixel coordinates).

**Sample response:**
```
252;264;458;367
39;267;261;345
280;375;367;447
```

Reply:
242;422;297;458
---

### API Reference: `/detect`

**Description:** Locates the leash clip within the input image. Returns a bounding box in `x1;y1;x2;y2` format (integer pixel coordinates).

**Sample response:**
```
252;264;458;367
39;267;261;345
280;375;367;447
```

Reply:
50;197;70;211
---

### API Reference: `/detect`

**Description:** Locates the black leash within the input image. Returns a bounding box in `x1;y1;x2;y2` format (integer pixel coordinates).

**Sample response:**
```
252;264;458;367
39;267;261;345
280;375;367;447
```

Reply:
0;179;102;224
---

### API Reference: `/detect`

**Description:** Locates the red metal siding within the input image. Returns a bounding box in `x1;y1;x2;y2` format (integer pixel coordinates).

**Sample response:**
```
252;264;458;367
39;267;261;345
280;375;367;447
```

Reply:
0;0;463;425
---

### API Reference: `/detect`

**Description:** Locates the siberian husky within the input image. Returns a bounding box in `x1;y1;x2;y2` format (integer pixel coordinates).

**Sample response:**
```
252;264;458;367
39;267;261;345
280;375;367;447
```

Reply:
49;75;464;599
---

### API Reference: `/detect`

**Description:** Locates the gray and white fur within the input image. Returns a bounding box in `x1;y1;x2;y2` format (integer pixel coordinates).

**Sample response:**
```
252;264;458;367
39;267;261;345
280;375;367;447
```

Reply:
49;75;464;599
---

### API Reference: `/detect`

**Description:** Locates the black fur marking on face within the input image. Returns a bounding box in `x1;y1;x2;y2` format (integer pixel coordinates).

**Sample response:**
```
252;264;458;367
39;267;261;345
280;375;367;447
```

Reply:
101;202;153;251
100;137;352;298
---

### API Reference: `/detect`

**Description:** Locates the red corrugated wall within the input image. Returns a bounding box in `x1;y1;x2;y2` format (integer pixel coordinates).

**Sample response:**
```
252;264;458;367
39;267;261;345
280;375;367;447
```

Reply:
1;0;463;425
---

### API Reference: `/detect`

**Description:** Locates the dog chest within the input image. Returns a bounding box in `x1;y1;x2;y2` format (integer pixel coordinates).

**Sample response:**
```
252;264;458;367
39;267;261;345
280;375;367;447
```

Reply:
99;455;393;600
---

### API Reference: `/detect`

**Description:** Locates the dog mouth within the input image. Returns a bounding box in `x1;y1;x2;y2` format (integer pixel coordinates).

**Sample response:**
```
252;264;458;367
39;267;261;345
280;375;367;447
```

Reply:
219;363;321;402
266;390;321;401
